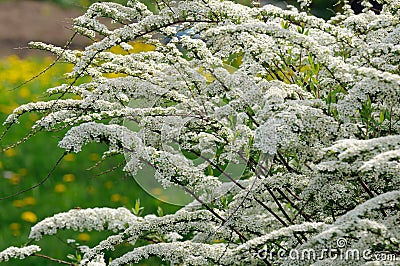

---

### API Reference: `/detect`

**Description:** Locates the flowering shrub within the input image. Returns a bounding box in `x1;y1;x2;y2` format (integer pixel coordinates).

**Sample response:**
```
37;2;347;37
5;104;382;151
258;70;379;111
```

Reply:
1;0;400;265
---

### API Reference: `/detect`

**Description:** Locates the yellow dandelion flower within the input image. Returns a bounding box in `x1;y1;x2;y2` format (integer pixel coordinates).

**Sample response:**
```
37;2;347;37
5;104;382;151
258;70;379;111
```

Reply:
10;223;21;236
64;153;76;162
151;188;163;196
89;153;100;161
4;148;16;157
63;174;75;182
54;183;66;193
18;88;30;98
77;233;90;242
13;200;25;208
87;186;95;194
111;193;121;202
129;41;156;53
9;174;21;185
21;211;37;223
104;181;113;189
24;196;36;205
9;223;21;231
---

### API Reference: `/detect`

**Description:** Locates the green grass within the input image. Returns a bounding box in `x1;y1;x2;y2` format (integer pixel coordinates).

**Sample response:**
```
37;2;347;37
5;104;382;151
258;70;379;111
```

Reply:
0;55;180;265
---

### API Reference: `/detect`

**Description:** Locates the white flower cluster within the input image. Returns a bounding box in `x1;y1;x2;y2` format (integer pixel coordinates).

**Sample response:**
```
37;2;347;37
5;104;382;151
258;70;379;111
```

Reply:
2;0;400;264
29;207;139;241
0;245;41;262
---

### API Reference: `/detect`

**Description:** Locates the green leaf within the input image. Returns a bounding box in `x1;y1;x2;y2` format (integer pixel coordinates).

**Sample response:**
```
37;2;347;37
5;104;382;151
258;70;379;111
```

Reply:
133;198;144;216
157;206;164;217
379;111;385;123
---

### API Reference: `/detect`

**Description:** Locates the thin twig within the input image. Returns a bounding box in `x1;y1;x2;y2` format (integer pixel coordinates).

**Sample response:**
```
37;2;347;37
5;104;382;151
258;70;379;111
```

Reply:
276;150;300;174
9;32;78;92
275;188;312;222
0;152;67;200
358;176;387;217
33;253;76;266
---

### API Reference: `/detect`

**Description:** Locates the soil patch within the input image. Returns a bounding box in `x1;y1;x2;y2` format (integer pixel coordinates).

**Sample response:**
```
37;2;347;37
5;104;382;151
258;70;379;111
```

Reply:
0;0;91;57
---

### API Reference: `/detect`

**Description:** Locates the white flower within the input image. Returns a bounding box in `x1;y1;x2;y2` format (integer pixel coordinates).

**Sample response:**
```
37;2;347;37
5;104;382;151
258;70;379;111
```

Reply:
0;246;41;262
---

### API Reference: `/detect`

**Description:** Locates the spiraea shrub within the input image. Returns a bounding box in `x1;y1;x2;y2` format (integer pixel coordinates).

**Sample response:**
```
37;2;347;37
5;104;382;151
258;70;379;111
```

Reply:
1;0;399;265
